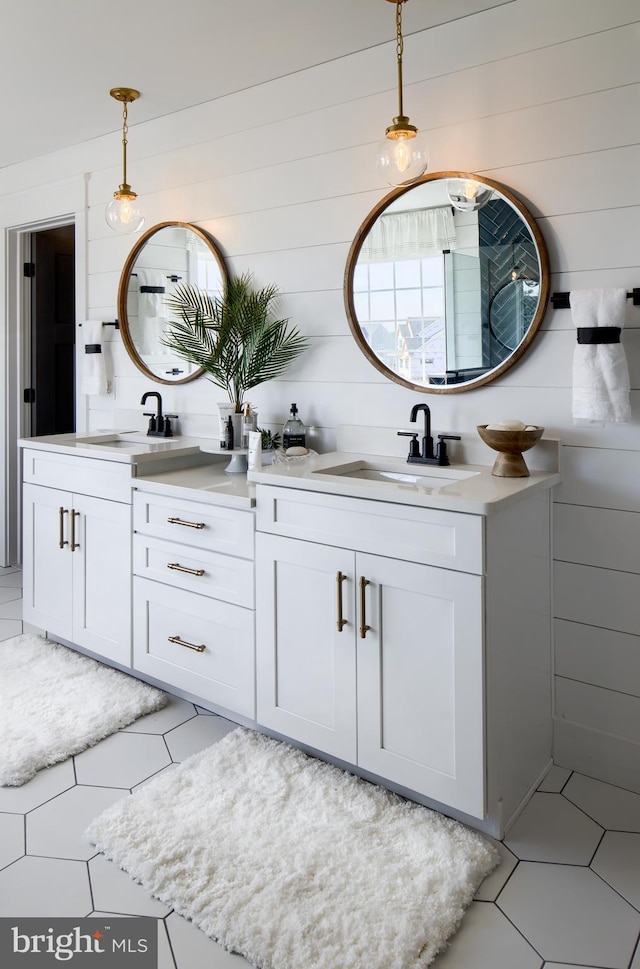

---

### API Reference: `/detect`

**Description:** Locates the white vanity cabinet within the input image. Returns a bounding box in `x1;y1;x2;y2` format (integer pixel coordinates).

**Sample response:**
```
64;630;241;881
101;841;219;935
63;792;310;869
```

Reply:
132;488;256;717
255;482;553;834
257;532;484;816
22;450;132;666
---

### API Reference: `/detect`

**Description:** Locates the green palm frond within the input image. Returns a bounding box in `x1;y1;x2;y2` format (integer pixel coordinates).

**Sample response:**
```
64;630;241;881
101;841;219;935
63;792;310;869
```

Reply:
160;273;309;409
164;284;218;326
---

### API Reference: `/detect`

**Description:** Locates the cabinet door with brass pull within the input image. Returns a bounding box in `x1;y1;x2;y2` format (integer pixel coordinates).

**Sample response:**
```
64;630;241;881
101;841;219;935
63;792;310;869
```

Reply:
256;532;357;763
22;484;131;666
23;483;74;641
355;551;484;817
71;493;132;666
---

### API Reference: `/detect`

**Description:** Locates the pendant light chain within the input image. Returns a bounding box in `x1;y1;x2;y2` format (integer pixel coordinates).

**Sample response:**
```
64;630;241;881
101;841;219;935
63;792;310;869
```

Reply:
396;1;405;119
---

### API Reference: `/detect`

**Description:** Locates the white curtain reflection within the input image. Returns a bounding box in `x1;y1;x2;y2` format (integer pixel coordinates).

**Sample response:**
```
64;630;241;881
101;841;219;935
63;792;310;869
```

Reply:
361;207;457;262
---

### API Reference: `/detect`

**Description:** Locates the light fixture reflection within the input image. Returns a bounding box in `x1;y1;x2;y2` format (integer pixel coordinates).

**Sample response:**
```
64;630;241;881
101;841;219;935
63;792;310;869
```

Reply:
446;178;493;213
377;0;427;186
105;87;145;234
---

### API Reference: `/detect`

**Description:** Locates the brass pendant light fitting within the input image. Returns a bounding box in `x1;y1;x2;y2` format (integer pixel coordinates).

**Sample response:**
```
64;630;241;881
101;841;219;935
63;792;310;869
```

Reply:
385;0;416;142
376;0;427;185
109;87;140;201
106;86;144;232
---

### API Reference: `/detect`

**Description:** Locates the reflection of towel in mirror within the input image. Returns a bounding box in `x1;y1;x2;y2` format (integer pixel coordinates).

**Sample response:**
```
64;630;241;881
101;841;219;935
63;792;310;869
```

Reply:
81;320;107;396
136;270;169;355
571;288;630;423
136;270;167;321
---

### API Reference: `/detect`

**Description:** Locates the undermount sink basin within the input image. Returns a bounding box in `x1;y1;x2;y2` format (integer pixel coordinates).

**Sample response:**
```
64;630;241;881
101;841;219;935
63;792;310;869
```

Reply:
84;436;156;449
74;432;184;450
313;460;479;488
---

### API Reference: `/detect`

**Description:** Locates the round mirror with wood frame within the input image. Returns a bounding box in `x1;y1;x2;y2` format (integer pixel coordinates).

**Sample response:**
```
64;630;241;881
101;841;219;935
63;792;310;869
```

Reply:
344;172;550;393
118;221;228;385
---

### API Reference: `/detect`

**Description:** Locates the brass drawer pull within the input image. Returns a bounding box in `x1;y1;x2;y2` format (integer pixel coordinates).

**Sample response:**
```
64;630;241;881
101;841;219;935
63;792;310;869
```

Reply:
70;509;80;551
359;576;371;639
336;571;347;632
167;516;206;530
167;562;205;577
59;507;69;549
168;635;206;653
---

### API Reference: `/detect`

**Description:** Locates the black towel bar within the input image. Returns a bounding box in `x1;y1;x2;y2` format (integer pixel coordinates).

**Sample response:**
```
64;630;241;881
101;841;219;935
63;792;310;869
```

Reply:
550;288;640;309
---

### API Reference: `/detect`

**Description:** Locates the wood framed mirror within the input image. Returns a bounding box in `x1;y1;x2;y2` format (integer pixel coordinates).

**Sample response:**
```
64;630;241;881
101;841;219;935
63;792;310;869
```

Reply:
117;221;228;384
344;172;550;393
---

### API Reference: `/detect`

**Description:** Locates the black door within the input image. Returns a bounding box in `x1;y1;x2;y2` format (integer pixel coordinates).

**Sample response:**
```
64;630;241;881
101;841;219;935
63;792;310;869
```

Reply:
29;224;76;436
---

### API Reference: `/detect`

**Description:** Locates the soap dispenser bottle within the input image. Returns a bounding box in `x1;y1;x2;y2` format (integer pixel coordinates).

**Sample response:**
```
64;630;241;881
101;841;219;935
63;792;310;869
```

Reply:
282;403;306;449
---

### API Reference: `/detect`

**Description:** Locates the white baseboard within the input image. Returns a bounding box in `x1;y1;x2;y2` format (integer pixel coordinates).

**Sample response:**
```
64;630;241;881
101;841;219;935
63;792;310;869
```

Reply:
553;717;640;794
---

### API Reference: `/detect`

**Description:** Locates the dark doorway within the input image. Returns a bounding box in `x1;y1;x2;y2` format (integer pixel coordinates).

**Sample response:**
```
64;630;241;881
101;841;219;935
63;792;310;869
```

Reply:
28;224;76;436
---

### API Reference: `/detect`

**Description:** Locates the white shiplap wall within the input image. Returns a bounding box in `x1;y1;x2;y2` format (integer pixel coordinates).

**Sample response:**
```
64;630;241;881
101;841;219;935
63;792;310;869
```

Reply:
2;0;640;790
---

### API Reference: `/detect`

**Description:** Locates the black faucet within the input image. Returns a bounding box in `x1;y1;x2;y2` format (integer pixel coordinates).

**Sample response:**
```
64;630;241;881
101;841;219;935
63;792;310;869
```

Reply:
411;403;433;461
140;391;177;438
397;402;460;466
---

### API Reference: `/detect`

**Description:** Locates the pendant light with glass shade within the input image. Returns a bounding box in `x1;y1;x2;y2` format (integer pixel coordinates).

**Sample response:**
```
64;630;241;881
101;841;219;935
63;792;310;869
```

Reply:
105;87;145;234
376;0;428;186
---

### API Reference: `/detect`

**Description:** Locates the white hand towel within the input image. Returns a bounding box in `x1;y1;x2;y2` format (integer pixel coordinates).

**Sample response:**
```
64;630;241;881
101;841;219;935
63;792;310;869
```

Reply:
80;320;107;396
571;288;630;423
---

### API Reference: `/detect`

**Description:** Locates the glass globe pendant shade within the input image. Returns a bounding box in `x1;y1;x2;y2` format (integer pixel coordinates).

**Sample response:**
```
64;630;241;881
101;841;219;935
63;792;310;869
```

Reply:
105;190;145;234
376;126;427;187
446;177;493;212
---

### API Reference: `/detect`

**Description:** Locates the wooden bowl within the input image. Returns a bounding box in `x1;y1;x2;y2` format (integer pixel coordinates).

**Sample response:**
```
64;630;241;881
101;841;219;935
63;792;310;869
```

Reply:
476;425;544;477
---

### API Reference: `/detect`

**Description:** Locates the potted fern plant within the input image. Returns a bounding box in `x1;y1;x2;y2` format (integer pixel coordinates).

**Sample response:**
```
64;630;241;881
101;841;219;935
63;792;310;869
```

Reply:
161;273;308;424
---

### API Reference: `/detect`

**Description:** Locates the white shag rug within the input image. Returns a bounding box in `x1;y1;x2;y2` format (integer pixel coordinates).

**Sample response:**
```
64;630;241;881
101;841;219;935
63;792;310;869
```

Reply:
87;728;499;969
0;633;167;786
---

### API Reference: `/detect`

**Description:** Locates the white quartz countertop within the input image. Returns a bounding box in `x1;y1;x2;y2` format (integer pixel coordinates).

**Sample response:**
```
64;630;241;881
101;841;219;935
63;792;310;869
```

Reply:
134;462;255;509
18;431;212;464
248;450;561;514
19;432;560;514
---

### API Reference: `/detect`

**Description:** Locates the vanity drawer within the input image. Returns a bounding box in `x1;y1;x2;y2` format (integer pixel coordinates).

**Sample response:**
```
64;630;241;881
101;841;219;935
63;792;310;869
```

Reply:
22;449;132;502
256;485;484;574
133;534;254;607
133;577;255;718
133;490;254;559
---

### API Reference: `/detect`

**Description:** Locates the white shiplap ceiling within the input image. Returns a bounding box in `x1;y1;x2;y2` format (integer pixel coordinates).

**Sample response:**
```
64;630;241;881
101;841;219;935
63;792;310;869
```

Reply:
2;0;511;171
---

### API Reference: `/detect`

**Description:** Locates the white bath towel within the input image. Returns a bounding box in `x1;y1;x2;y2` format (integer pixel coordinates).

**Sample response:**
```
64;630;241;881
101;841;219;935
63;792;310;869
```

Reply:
80;320;107;396
571;288;630;423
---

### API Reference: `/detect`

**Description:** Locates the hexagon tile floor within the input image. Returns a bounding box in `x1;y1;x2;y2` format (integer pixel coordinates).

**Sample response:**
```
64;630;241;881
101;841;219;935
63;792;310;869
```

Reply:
2;566;640;969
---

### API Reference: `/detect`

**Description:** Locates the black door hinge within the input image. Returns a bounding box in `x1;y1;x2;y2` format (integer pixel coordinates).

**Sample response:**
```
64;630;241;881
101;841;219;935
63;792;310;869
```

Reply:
24;388;35;403
23;262;35;278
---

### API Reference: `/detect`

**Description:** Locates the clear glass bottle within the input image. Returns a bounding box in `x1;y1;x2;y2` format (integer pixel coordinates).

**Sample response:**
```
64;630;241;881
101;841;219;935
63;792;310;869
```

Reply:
282;403;306;449
241;402;258;447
